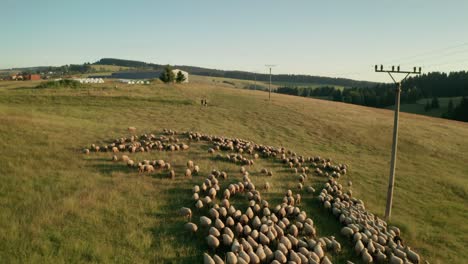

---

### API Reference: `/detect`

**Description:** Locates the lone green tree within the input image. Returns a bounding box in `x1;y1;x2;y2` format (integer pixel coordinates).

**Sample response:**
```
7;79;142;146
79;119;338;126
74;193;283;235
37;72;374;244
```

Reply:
175;71;186;83
159;65;175;83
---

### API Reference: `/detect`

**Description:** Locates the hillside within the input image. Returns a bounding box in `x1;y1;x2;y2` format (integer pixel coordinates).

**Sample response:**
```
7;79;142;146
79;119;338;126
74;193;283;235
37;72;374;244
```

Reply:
0;77;466;263
386;96;463;117
94;58;376;87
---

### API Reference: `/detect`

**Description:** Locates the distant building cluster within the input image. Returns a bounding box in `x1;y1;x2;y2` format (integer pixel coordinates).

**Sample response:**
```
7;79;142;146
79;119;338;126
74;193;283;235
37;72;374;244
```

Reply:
9;74;41;81
118;79;150;85
72;78;105;84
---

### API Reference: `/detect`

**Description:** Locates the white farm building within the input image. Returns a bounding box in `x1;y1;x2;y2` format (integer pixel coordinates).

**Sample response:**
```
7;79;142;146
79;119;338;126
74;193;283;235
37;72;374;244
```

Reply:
172;69;189;83
71;78;105;84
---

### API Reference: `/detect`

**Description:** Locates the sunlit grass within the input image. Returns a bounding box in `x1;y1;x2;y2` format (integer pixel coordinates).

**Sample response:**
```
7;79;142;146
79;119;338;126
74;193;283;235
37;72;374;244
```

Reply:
0;77;466;263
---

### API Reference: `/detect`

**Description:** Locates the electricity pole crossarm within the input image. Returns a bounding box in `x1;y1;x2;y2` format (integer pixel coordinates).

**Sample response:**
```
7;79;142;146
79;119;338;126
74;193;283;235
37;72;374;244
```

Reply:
374;65;421;221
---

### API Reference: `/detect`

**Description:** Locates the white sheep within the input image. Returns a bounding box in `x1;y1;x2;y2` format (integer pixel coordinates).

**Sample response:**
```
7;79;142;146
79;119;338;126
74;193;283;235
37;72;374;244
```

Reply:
206;235;220;250
179;207;192;220
185;222;198;233
187;160;194;168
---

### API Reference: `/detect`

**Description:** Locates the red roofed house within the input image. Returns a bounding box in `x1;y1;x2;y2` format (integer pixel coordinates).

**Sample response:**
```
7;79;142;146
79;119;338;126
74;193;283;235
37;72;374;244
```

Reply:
25;74;41;81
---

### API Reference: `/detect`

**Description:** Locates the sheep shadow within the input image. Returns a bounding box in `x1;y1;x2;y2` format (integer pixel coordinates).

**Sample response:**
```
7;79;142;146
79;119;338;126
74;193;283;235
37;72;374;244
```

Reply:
147;184;208;263
85;156;134;176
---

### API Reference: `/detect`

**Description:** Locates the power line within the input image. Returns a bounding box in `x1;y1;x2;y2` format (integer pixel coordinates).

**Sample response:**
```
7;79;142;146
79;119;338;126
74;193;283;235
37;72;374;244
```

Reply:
385;41;468;65
395;48;468;66
422;57;468;69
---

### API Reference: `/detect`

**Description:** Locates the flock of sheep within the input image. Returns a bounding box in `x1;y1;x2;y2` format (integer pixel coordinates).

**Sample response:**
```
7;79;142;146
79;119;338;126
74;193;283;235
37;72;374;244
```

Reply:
83;128;422;264
318;180;420;264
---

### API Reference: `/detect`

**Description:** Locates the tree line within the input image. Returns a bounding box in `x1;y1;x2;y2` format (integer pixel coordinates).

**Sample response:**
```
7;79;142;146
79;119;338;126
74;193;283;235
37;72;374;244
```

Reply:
93;58;375;87
275;71;468;122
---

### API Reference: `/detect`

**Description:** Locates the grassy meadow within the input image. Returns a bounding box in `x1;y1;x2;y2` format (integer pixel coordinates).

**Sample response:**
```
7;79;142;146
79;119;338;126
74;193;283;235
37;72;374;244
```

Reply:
387;96;463;118
0;77;467;263
89;65;133;72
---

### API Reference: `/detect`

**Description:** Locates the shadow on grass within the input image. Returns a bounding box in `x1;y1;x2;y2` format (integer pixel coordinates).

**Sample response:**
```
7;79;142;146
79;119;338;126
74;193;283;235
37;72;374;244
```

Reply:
147;184;207;263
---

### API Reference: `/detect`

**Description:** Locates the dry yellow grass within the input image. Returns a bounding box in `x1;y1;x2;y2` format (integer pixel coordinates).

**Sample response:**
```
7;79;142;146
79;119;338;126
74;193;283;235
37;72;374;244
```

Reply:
0;76;466;263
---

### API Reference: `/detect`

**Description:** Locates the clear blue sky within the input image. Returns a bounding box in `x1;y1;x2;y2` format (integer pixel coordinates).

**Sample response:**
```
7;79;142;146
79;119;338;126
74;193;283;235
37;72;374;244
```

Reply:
2;0;468;82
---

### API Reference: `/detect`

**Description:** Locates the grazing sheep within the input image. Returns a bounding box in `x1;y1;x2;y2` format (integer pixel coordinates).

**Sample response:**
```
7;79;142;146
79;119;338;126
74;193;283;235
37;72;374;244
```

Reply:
204;253;216;264
295;194;301;205
405;247;420;264
128;126;136;134
111;155;118;161
181;143;190;150
185;168;192;178
226;252;237;264
375;249;387;263
83;148;90;154
389;254;404;264
185;222;198;233
146;165;155;173
321;256;332;264
341;227;354;238
274;250;287;263
121;155;129;162
355;240;364;255
361;248;373;263
169;170;175;179
156;160;165;168
206;235;220;250
179;207;192;220
209;227;220;237
187;160;194;168
200;216;212;228
297;183;303;190
194;165;200;174
209;188;217;199
306;186;315;193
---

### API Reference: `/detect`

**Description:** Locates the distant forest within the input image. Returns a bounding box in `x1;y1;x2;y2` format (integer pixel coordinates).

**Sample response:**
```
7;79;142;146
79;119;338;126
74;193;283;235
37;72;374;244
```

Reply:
93;58;376;88
276;71;468;122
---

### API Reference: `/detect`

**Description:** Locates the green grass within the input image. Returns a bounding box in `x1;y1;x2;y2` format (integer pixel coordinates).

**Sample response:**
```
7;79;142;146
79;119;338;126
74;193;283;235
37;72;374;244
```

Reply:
0;77;467;263
272;81;345;90
90;64;134;72
387;96;463;118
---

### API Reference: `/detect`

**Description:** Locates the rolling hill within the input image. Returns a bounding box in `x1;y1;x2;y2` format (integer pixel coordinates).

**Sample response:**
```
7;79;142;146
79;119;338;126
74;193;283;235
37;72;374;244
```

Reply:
0;76;466;263
93;58;376;88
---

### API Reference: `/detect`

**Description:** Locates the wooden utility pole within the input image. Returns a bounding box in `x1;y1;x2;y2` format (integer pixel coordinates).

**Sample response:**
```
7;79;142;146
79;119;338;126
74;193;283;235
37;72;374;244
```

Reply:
375;65;421;221
265;65;276;100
